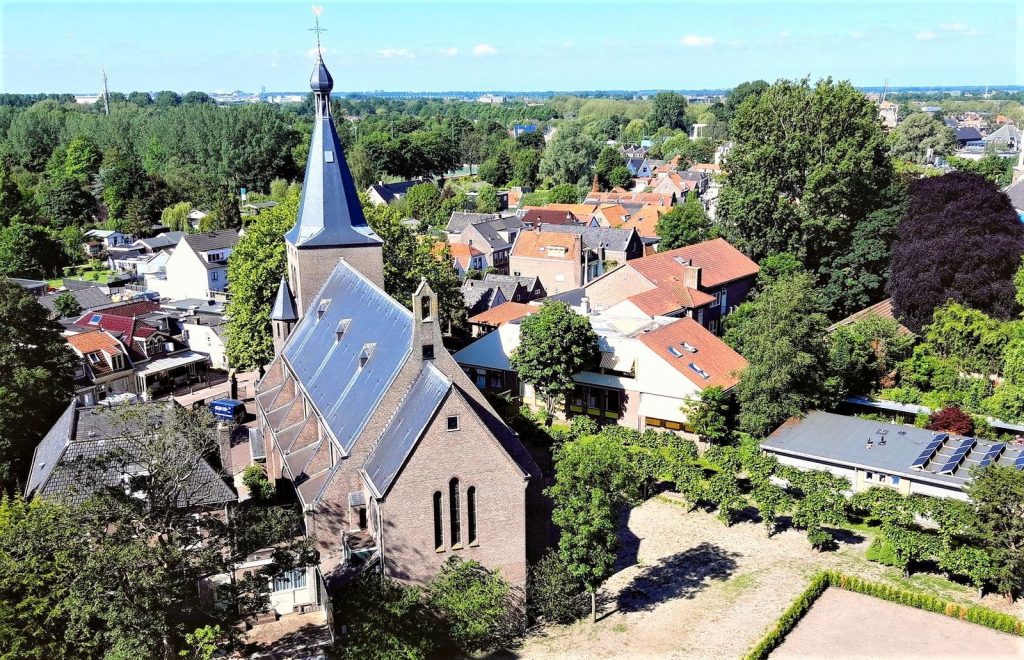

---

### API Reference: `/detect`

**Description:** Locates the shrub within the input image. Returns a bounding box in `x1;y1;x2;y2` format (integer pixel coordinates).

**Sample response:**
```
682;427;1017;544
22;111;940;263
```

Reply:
865;538;902;567
425;557;522;654
526;550;588;624
241;464;274;500
925;406;974;436
744;572;831;660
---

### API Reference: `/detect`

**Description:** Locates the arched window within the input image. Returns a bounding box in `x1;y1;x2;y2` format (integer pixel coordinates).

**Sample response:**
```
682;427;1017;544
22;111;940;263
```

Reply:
449;478;461;547
467;486;477;545
432;491;443;551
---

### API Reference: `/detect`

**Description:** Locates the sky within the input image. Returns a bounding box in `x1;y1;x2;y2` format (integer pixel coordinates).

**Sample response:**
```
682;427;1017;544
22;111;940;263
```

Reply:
1;0;1021;94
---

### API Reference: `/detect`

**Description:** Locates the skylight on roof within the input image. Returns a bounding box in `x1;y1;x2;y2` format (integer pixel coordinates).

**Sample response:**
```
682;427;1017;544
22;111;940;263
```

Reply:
681;342;697;353
88;314;102;325
688;362;710;379
317;299;331;319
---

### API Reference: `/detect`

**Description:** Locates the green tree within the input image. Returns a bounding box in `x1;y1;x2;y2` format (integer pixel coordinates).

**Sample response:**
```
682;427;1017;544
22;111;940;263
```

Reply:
888;113;957;164
51;291;82;318
334;572;436;659
425;557;518;654
655;192;713;250
718;78;894;317
547;434;629;622
727;273;837;436
511;149;541;187
527;550;589;624
790;470;849;550
403;182;442;225
0;166;30;226
475;184;500;213
6;100;67;171
607;166;633;189
725;80;770;115
965;465;1024;599
224;191;297;369
539;122;599;186
511;301;600;419
546;183;581;204
35;175;96;228
683;385;730;444
829;315;915;396
161;201;193;233
648;91;689;131
594;146;625;191
0;222;65;278
0;279;75;490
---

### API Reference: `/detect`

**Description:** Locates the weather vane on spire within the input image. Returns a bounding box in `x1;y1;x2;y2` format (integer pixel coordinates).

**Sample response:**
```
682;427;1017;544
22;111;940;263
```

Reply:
310;6;326;54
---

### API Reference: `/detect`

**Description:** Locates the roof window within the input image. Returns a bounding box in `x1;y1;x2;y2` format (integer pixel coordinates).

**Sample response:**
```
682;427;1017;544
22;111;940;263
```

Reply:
358;342;375;369
335;319;350;341
317;299;331;319
688;362;710;379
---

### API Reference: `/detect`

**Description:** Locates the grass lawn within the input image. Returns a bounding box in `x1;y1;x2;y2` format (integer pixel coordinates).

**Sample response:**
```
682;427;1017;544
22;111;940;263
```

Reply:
511;495;1023;659
48;266;117;288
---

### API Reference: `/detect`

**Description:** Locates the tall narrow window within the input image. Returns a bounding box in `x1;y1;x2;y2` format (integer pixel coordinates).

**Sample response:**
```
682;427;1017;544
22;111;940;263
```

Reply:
432;491;443;550
467;486;477;545
449;478;461;547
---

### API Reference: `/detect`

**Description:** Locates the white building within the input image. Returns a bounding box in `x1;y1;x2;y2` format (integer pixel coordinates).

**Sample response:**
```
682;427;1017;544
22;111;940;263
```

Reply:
157;230;238;301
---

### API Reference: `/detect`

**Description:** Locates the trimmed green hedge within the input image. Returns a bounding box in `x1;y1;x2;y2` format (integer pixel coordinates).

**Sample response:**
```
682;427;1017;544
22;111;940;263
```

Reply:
744;571;1024;660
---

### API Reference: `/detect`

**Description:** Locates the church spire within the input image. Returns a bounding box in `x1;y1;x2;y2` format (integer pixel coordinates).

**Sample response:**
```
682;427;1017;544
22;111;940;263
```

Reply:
284;18;381;250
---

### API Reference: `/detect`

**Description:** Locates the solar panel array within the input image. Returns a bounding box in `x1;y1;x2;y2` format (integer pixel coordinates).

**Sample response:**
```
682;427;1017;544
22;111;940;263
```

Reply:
978;443;1005;469
909;434;946;469
937;437;977;475
1016;453;1024;471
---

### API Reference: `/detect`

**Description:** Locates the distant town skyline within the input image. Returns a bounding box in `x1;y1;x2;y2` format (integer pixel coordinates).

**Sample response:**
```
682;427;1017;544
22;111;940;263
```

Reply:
1;0;1021;94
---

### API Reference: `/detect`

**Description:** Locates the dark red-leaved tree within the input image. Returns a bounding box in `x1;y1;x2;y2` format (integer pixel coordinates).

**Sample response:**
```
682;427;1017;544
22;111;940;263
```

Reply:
888;171;1024;333
926;406;975;436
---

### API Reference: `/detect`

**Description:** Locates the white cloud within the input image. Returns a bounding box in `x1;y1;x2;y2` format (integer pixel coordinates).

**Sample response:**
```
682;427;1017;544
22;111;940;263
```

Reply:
851;31;864;39
941;22;969;32
680;34;715;47
440;47;459;57
473;43;497;56
915;30;937;41
377;48;414;59
778;30;791;39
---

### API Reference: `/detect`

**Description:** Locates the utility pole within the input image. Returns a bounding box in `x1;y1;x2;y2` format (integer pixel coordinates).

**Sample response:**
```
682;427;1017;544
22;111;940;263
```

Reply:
101;67;110;116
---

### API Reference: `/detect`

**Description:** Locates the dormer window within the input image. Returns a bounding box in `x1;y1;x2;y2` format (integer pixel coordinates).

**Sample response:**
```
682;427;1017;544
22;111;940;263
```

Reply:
335;319;350;341
317;299;331;319
358;343;375;369
87;352;101;364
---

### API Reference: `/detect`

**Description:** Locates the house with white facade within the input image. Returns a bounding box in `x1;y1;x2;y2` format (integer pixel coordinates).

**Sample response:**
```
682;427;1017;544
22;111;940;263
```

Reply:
153;230;238;301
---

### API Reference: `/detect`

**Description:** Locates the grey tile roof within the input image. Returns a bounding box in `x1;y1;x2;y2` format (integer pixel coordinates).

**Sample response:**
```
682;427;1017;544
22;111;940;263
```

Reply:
10;278;47;293
136;232;184;250
955;127;983;142
539;223;637;252
363;362;451;497
270;277;298;322
38;287;113;315
1004;177;1024;211
27;401;235;507
182;230;239;253
286;61;383;250
447;212;498;233
367;179;425;203
461;278;504;315
468;221;511;250
761;410;1024;493
282;260;412;453
480;274;541;301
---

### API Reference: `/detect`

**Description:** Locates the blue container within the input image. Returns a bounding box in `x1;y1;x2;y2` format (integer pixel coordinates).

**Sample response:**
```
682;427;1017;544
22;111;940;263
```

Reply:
209;398;245;422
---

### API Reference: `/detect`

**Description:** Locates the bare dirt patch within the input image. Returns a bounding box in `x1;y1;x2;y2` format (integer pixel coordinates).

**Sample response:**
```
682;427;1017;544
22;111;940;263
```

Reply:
772;588;1024;659
511;495;1024;659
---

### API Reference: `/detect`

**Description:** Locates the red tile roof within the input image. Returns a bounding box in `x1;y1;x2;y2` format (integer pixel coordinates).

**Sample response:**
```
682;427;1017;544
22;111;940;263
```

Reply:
638;317;747;390
628;286;715;316
468;302;538;327
88;299;161;320
630;238;759;288
829;298;913;336
67;330;124;356
618;206;667;238
510;229;580;261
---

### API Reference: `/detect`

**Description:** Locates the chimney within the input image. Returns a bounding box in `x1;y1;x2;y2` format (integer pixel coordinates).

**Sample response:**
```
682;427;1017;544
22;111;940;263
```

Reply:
683;265;701;290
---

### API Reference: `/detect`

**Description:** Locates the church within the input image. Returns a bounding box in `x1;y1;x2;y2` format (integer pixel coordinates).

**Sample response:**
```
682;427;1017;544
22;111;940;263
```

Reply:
255;52;541;591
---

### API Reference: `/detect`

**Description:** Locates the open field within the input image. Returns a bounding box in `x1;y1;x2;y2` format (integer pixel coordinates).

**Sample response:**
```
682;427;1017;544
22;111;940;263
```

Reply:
511;495;1024;659
772;588;1024;659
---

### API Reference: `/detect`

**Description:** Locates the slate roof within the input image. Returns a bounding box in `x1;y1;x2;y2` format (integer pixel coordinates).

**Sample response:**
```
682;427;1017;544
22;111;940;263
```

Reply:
461;278;505;314
366;180;425;204
955;127;983;142
26;401;235;506
182;230;238;253
465;220;512;250
9;278;47;293
363;362;451;497
637;317;746;389
282;260;412;453
135;232;184;251
286;56;382;250
1004;176;1024;211
762;410;1024;492
38;287;112;315
270;277;298;322
447;212;498;233
539;223;637;253
629;238;759;288
482;273;542;300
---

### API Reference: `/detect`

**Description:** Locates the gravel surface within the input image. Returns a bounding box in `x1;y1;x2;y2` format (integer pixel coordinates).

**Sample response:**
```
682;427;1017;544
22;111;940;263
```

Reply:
511;495;1024;659
772;588;1024;659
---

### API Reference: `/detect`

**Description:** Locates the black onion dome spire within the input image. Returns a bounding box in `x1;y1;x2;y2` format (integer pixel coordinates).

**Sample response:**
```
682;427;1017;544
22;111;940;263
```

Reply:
310;55;334;93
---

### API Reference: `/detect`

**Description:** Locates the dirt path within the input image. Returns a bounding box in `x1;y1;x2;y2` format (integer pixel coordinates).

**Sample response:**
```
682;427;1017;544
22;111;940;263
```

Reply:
511;496;1024;659
772;588;1024;659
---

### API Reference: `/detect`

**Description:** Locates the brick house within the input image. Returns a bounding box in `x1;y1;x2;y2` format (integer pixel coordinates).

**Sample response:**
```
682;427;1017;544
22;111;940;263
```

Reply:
258;53;541;594
581;238;759;335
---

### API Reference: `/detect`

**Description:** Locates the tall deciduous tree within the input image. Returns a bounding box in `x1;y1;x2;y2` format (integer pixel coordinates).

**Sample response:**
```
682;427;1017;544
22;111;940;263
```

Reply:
594;146;625;191
655;192;714;250
888;113;957;164
0;279;75;490
718;78;894;317
828;315;915;397
425;557;519;653
966;465;1024;600
648;92;689;131
682;385;730;445
539;122;599;186
888;171;1024;333
511;302;600;418
727;273;837;436
224;191;297;369
547;434;630;622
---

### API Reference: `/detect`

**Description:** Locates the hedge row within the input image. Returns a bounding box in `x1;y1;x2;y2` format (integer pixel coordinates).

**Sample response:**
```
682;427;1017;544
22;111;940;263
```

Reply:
743;572;831;660
745;571;1024;660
